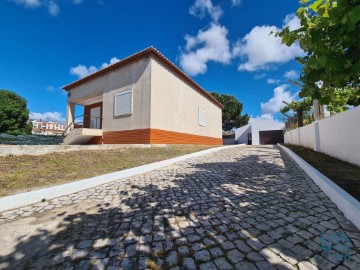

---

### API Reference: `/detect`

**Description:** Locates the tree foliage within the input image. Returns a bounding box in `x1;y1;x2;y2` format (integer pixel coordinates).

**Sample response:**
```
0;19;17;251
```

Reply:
280;97;313;127
0;89;32;135
277;0;360;103
210;92;250;130
280;97;313;114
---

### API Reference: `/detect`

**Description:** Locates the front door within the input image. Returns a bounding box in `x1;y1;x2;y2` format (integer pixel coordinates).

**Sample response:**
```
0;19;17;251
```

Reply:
90;107;101;129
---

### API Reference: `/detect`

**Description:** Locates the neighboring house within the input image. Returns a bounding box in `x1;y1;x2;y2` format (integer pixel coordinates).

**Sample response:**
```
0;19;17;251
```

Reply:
62;47;223;145
31;120;66;136
235;118;285;145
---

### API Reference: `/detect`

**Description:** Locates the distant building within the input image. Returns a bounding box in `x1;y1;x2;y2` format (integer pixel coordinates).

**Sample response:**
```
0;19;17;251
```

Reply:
235;118;285;145
31;120;66;136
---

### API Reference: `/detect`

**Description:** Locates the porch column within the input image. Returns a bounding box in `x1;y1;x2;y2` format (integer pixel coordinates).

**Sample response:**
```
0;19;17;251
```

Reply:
65;101;75;134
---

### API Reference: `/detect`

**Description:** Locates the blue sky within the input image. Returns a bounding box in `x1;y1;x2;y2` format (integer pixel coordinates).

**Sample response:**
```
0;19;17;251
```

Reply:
1;0;304;123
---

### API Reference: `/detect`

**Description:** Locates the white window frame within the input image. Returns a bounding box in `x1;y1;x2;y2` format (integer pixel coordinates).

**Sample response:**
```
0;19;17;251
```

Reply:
114;89;133;117
198;109;205;127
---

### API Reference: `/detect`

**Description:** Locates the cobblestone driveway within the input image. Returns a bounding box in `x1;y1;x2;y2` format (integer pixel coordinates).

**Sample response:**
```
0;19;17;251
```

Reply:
0;146;359;270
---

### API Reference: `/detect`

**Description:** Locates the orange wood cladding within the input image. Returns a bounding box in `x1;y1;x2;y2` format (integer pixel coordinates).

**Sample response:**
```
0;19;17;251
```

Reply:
102;128;222;145
87;136;103;145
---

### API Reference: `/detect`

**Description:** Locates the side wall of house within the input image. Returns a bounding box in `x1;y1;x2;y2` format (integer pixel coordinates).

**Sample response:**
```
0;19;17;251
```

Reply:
149;57;222;145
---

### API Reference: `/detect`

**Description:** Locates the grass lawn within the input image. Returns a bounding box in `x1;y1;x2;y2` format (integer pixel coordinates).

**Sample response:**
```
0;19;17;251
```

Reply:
0;145;216;197
285;144;360;201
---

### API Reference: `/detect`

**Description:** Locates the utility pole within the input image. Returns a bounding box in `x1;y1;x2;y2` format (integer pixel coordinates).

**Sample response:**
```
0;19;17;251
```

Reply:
288;80;324;121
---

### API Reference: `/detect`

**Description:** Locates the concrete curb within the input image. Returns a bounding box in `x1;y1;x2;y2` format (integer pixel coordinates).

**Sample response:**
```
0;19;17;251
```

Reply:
278;144;360;230
0;145;242;212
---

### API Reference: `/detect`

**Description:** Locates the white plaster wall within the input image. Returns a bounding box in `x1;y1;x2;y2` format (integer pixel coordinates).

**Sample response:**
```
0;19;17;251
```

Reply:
284;107;360;166
150;58;222;138
297;123;315;149
250;119;285;145
318;107;360;166
235;124;251;144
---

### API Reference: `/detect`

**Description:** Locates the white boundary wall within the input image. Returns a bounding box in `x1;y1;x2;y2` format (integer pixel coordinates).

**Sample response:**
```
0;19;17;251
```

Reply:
284;107;360;166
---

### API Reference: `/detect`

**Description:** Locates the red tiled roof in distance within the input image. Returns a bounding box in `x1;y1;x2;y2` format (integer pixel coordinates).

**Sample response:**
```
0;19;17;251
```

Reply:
62;47;224;109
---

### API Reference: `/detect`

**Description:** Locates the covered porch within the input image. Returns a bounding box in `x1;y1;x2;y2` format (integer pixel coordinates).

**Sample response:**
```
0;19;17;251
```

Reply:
64;93;104;145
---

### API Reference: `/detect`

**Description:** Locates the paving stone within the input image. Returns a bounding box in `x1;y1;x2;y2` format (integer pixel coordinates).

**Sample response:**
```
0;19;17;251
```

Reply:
214;257;233;270
246;238;265;251
298;261;319;270
178;245;189;255
195;250;211;262
166;251;178;266
182;257;196;270
235;261;258;270
221;241;235;250
246;251;264;261
199;261;217;270
227;249;244;264
210;247;224;258
234;239;251;253
78;240;92;249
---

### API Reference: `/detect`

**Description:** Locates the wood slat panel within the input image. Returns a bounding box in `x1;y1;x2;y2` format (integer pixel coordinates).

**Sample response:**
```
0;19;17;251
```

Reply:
103;129;151;144
87;136;103;145
102;128;222;145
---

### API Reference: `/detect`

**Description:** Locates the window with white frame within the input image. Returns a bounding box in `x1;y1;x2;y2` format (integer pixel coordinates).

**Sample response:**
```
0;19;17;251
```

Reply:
114;89;132;116
198;109;205;127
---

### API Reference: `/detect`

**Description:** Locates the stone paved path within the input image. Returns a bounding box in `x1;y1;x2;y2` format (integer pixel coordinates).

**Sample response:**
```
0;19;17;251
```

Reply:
0;146;359;270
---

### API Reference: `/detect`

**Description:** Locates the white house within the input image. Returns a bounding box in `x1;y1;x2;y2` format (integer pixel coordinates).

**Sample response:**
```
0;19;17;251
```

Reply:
235;118;285;145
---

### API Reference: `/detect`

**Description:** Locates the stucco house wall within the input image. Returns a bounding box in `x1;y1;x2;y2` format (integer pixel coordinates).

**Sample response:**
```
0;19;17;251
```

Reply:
150;58;222;140
101;58;151;132
63;48;223;145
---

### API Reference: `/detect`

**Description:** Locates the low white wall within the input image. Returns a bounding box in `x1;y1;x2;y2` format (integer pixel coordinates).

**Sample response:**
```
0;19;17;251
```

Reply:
284;107;360;166
0;144;166;156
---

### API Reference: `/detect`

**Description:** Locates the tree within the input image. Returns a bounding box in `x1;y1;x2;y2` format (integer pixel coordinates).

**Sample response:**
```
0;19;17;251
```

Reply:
277;0;360;103
210;92;250;130
280;97;313;128
0;90;32;135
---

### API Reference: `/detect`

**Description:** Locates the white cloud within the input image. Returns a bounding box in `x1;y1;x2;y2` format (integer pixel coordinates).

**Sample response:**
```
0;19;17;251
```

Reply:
254;73;267;79
284;70;298;80
100;57;120;69
233;24;303;71
267;78;281;85
30;112;65;123
70;57;120;79
10;0;84;16
233;14;303;72
231;0;242;6
70;65;97;79
179;23;232;76
261;84;296;115
48;1;59;16
283;14;301;31
12;0;41;8
189;0;223;22
258;114;274;120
